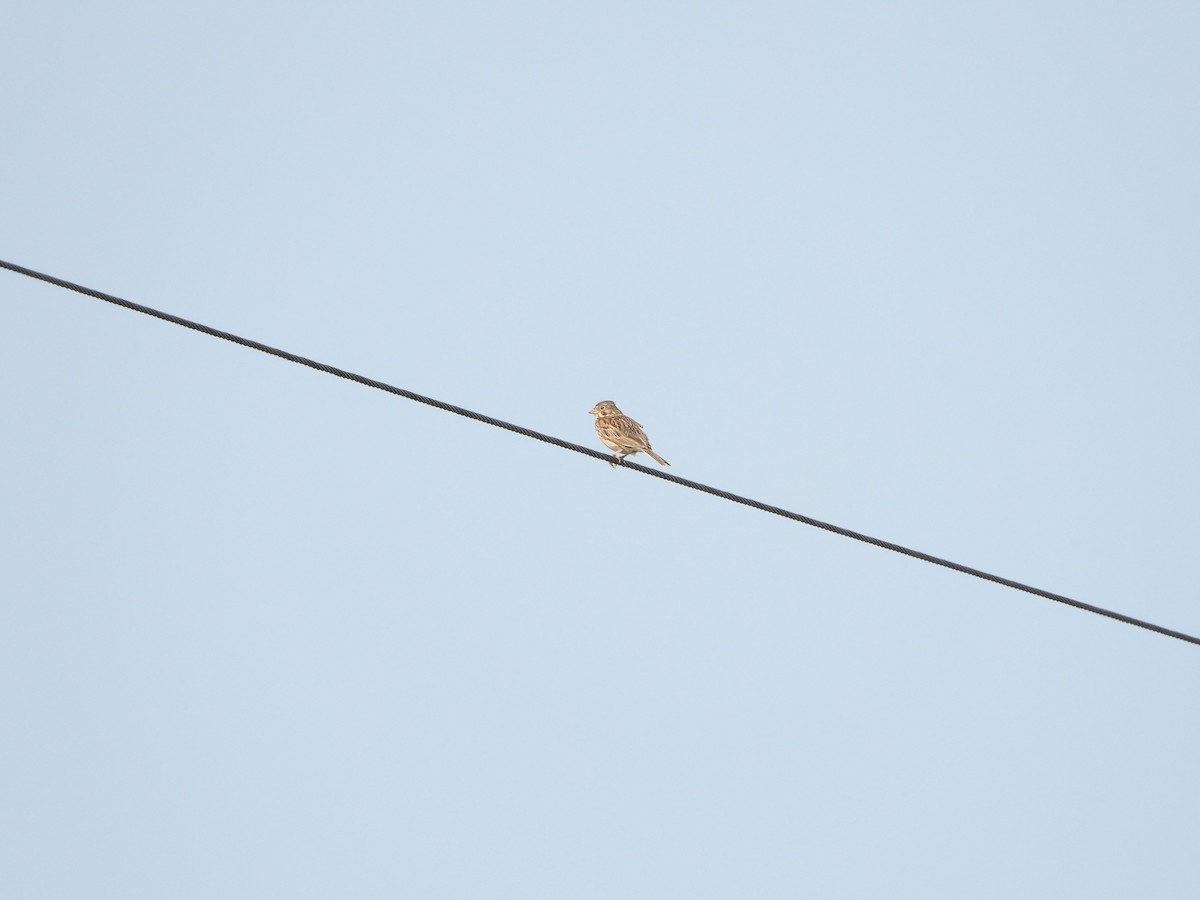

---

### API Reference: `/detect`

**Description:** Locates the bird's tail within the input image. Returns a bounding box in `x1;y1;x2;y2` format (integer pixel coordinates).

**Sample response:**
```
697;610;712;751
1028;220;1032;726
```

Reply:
645;449;670;467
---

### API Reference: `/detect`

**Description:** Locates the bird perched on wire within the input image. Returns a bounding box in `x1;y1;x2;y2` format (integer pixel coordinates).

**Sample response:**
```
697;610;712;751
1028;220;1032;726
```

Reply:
589;401;670;466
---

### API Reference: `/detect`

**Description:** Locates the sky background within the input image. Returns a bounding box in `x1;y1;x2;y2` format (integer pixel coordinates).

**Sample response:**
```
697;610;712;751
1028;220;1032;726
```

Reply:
2;2;1198;897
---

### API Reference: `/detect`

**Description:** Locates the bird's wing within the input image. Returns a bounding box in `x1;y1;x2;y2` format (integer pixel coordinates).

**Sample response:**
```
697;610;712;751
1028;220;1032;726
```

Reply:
615;417;651;448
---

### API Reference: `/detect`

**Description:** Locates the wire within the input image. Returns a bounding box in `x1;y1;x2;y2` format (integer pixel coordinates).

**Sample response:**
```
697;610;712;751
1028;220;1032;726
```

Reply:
4;257;1197;647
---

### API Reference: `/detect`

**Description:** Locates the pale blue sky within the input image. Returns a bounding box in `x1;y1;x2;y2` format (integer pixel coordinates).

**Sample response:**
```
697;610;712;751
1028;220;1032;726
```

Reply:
3;2;1198;898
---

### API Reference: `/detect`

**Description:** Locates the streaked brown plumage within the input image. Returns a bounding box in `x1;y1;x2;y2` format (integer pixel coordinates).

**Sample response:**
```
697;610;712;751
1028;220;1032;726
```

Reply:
589;400;669;466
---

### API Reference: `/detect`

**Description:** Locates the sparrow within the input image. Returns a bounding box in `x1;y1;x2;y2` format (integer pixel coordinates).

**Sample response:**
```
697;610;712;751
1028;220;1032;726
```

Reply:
589;400;669;466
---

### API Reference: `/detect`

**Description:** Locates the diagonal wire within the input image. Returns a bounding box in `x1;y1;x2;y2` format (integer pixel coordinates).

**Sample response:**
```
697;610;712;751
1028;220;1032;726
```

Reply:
4;257;1197;647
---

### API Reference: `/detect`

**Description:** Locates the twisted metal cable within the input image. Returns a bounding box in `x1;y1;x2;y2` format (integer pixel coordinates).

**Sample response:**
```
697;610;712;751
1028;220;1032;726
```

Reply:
4;257;1196;646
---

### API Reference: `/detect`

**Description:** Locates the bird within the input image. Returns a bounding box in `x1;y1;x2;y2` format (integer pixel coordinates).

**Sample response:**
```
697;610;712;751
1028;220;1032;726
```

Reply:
589;401;669;466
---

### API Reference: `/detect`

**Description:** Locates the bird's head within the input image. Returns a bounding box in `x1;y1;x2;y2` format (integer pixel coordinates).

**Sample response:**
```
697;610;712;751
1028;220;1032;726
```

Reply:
589;401;620;417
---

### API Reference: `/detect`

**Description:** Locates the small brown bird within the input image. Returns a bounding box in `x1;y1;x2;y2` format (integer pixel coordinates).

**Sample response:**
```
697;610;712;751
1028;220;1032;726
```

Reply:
589;400;669;466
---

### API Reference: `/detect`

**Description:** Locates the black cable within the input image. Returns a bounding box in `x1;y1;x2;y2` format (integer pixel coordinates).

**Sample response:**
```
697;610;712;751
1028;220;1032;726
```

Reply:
4;257;1197;647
